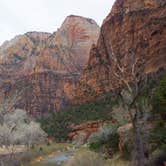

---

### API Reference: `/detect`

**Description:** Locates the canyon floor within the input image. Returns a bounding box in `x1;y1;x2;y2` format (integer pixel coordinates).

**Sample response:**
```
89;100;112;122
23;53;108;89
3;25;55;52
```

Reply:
24;143;130;166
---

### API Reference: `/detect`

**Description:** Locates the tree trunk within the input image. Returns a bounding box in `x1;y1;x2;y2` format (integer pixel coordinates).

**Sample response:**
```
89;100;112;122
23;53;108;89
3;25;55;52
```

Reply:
0;161;4;166
133;114;146;166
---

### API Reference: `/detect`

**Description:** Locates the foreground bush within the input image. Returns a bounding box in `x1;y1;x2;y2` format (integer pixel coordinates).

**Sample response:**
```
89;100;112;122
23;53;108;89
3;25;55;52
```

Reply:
0;109;47;166
0;109;47;148
149;77;166;154
152;76;166;117
88;124;119;155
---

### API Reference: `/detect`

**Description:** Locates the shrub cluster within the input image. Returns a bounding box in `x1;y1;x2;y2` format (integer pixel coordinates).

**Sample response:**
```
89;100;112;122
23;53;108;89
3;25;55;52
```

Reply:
38;92;121;141
88;124;119;155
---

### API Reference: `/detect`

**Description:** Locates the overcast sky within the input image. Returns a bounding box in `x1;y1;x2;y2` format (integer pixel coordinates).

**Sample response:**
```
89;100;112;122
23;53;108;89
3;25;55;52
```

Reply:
0;0;115;45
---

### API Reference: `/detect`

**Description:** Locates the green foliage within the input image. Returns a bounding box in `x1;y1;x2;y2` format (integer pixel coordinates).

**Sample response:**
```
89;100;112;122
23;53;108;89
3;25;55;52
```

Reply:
152;125;166;146
89;124;118;144
152;77;166;116
66;92;121;124
89;124;119;154
148;77;166;155
38;113;71;141
108;132;119;152
38;92;121;141
121;140;134;160
89;141;103;151
150;120;166;152
111;105;130;126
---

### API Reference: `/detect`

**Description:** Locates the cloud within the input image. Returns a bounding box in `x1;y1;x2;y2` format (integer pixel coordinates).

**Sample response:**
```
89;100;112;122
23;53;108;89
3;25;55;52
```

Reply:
0;0;115;45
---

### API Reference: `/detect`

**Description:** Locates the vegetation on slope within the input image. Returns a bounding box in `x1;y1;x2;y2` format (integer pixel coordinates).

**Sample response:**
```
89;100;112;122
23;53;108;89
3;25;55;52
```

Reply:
150;77;166;152
37;76;166;165
38;92;121;141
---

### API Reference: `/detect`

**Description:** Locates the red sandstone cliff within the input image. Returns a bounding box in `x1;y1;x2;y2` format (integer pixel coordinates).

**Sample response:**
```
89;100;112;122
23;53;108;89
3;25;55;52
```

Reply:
72;0;166;103
0;0;166;115
0;15;99;116
36;15;100;74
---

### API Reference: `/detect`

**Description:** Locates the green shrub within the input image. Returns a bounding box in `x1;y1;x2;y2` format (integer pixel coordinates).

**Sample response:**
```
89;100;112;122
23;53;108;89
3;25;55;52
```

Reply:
149;77;166;153
147;151;166;166
89;124;118;144
152;77;166;117
88;124;119;154
119;128;134;160
108;132;119;153
122;140;134;160
38;92;121;141
149;120;166;151
89;141;103;151
38;113;71;142
111;104;130;126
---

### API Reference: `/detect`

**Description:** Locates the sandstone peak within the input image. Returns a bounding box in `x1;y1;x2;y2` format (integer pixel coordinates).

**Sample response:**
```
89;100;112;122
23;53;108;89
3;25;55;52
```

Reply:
42;15;100;73
64;15;99;25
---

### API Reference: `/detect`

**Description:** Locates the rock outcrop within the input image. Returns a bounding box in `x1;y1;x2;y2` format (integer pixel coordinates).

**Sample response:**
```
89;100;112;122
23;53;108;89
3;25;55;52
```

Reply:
0;32;51;82
68;120;107;145
72;0;166;103
0;15;99;116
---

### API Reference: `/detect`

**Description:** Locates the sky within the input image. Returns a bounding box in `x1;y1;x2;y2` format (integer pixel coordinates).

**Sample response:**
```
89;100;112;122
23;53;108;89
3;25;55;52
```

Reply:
0;0;115;45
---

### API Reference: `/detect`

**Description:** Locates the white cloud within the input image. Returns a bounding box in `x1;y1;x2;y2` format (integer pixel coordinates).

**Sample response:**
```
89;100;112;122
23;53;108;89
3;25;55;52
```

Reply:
0;0;115;45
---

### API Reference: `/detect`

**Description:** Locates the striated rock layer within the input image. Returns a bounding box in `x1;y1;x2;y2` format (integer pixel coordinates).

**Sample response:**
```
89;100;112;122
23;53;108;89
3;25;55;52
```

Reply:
0;15;99;116
72;0;166;103
36;15;100;74
68;120;109;144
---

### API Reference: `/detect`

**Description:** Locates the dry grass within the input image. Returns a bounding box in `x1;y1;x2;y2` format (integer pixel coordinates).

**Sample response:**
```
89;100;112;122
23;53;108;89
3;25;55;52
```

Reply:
65;149;132;166
64;149;106;166
22;143;73;166
0;145;25;155
105;154;132;166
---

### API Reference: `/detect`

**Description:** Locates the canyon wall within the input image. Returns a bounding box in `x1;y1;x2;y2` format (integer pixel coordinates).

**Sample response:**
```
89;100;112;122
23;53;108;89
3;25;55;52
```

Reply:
0;0;166;115
72;0;166;104
0;15;99;116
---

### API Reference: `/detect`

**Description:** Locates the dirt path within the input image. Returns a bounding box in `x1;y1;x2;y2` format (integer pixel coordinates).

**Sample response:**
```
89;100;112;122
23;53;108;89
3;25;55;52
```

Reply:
41;149;75;165
31;145;77;166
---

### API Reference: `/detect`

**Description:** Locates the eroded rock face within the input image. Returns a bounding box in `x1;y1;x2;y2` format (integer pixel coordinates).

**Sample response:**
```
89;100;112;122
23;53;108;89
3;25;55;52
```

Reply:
36;15;100;74
72;0;166;103
0;72;77;116
0;32;51;82
68;121;106;145
0;15;99;116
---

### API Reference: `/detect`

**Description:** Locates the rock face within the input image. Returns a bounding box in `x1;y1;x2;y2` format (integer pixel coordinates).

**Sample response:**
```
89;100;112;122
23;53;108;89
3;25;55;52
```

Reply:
68;121;107;145
72;0;166;103
36;15;100;74
0;15;99;116
0;32;51;82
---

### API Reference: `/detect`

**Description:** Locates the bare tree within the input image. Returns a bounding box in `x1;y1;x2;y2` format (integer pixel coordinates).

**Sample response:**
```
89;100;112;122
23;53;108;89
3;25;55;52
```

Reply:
0;85;31;124
20;121;47;148
109;42;150;165
0;109;47;165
